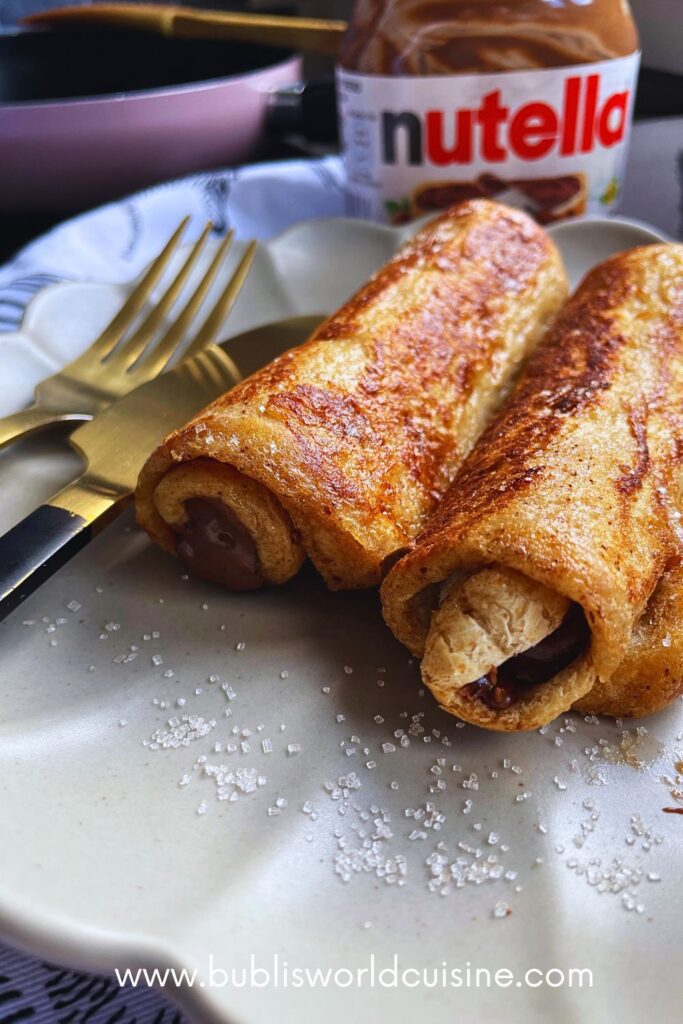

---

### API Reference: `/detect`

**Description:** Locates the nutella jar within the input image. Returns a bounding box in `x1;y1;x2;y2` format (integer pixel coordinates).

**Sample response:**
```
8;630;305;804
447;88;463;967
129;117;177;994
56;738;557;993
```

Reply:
336;0;640;223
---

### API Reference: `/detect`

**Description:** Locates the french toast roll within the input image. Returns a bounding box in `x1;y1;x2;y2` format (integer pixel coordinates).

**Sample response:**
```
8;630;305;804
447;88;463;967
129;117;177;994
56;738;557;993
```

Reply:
575;566;683;719
381;244;683;730
136;199;567;590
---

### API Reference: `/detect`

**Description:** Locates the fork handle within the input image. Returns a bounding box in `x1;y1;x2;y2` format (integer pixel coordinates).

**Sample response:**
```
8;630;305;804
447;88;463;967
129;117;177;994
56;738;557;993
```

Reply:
0;484;124;620
0;405;85;451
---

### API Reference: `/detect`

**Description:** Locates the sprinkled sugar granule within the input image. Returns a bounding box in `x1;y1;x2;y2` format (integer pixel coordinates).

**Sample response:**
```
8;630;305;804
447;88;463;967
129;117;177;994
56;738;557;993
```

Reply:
50;579;673;927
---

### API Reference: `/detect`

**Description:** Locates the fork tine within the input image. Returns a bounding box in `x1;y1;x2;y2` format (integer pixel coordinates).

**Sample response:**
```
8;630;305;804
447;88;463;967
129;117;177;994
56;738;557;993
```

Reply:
132;231;247;378
83;217;190;362
183;242;257;361
202;344;243;390
184;346;242;403
106;222;213;371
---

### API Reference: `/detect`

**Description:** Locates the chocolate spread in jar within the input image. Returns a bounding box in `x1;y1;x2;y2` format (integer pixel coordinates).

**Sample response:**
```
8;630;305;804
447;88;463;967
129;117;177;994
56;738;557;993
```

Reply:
337;1;639;224
462;602;590;710
176;498;263;591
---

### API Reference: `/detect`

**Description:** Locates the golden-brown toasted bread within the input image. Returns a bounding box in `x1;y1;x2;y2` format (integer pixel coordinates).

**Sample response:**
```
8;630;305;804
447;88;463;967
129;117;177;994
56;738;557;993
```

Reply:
575;566;683;718
382;243;683;729
136;199;567;590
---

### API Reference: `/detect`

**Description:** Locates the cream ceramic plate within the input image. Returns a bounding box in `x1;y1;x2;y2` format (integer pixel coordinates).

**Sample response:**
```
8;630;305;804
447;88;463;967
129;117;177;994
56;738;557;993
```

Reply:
0;215;680;1024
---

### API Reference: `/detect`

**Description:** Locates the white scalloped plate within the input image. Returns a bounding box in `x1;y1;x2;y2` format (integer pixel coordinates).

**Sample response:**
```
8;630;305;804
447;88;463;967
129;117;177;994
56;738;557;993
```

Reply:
0;214;680;1024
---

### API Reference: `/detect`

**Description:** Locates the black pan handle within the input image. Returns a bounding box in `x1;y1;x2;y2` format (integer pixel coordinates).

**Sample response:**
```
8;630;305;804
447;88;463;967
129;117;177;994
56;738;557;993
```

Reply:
0;504;91;621
266;78;338;144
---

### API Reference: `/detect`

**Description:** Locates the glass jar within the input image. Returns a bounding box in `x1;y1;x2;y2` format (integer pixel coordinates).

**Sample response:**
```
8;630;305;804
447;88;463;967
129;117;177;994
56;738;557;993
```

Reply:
336;0;639;223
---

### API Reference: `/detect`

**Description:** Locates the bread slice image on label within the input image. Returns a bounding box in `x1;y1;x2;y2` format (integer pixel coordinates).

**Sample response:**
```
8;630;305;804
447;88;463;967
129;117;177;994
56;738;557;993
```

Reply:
411;173;588;224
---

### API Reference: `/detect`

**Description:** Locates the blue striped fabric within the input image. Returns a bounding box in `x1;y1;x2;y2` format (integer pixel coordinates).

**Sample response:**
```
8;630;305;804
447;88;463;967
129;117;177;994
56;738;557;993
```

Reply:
0;941;185;1023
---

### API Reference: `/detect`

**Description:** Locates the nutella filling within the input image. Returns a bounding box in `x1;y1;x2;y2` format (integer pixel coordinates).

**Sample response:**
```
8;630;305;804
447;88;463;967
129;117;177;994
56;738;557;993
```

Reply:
462;603;589;710
381;545;413;579
176;498;263;591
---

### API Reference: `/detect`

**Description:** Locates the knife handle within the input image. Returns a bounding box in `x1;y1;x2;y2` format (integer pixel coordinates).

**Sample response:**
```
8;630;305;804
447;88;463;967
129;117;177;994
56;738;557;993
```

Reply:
0;506;92;619
0;482;123;621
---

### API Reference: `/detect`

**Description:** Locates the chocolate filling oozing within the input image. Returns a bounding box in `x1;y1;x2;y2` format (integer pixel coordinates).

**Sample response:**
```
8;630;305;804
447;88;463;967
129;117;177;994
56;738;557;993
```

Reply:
462;603;589;710
176;498;263;591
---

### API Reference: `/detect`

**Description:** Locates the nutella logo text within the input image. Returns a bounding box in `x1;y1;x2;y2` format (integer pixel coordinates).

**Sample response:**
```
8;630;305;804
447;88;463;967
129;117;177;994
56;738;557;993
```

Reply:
337;53;640;223
381;74;630;167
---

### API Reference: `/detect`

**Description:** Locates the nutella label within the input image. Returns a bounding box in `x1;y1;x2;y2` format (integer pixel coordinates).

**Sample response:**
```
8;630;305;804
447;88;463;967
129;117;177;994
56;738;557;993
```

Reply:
336;54;640;224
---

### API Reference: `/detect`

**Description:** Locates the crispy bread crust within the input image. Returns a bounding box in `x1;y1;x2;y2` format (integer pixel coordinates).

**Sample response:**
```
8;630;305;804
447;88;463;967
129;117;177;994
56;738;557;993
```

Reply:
575;566;683;718
136;200;567;589
382;243;683;727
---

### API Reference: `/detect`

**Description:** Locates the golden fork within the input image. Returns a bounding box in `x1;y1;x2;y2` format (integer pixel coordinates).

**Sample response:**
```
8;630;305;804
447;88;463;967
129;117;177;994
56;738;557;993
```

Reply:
0;218;256;450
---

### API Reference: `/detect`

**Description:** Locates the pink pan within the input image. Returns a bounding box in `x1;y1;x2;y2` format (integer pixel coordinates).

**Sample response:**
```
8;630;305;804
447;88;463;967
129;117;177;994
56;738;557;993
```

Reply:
0;25;303;213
